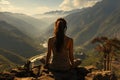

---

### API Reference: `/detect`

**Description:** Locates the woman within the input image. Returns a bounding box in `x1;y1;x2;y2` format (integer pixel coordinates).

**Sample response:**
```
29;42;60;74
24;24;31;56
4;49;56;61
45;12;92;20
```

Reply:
45;18;80;71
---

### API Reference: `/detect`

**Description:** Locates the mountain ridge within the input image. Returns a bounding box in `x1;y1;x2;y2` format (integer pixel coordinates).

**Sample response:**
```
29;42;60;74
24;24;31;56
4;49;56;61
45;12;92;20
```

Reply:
0;12;47;38
44;0;120;49
0;20;43;70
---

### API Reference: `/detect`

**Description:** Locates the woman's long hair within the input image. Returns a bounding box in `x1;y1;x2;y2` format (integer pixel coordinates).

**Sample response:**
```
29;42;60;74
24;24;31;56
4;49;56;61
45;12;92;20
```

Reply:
54;18;67;52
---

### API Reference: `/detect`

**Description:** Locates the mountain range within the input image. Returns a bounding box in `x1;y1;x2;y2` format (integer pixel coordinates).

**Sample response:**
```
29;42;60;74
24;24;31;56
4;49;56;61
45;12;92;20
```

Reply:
45;0;120;49
0;13;46;70
66;0;120;47
0;0;120;72
0;12;47;38
34;9;84;26
42;9;83;15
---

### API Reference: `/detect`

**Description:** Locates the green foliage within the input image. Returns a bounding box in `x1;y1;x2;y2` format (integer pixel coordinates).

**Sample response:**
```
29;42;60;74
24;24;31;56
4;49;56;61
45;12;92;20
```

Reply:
92;36;120;71
81;50;102;67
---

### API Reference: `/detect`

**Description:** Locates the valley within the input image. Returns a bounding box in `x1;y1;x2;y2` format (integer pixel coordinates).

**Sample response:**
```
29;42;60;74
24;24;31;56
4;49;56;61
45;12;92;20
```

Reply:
0;0;120;79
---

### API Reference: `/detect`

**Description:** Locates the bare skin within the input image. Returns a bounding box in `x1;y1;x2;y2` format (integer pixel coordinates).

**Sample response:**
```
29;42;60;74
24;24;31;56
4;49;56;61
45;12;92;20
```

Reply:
45;36;74;68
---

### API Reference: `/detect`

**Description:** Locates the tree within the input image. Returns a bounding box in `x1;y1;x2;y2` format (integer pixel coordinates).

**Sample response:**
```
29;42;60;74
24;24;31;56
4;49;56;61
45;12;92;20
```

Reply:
92;36;120;71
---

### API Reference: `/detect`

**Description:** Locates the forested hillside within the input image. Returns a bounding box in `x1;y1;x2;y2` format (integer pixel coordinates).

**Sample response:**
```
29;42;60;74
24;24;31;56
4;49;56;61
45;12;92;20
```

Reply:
45;0;120;48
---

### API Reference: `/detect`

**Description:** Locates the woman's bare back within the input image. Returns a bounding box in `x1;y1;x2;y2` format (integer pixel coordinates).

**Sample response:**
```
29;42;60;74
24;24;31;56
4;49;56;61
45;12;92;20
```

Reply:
48;36;74;70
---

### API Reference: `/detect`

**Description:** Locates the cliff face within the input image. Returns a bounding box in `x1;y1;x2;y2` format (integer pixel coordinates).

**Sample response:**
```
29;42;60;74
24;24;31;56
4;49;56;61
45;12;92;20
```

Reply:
0;64;118;80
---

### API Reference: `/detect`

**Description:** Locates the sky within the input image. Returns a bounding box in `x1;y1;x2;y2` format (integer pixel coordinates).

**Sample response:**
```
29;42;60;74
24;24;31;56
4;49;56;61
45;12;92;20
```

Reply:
0;0;101;15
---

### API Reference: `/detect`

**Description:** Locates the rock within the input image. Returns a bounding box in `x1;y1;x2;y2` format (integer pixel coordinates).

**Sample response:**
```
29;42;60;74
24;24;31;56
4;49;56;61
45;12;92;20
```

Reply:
75;67;90;80
3;60;117;80
14;77;34;80
88;71;118;80
0;72;15;80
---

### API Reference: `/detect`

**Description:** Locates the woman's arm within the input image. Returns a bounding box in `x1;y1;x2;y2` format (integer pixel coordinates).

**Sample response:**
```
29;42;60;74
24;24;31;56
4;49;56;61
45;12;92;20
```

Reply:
45;38;52;66
69;38;74;66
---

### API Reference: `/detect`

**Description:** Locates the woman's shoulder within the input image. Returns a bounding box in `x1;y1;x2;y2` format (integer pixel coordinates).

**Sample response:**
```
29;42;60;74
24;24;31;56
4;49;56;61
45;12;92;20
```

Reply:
48;36;55;41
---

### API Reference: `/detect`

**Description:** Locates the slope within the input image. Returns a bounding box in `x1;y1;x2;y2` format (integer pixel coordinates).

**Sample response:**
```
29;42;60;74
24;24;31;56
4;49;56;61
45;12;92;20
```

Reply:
0;12;45;38
64;0;120;47
0;21;42;58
